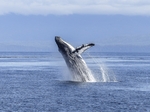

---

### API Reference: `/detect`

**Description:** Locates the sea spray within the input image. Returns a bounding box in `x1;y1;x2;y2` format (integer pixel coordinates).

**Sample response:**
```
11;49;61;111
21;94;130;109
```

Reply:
85;53;117;82
61;56;96;82
68;58;96;82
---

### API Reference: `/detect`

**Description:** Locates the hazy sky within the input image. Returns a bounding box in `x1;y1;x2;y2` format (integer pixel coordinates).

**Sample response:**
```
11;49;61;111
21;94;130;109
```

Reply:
0;0;150;52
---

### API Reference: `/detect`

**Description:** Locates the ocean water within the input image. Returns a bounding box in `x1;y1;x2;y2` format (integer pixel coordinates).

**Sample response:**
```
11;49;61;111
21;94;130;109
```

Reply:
0;52;150;112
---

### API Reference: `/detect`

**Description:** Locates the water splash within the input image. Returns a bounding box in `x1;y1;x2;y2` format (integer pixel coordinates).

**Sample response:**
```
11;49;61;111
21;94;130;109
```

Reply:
62;57;96;82
100;65;110;82
68;58;96;82
86;53;117;82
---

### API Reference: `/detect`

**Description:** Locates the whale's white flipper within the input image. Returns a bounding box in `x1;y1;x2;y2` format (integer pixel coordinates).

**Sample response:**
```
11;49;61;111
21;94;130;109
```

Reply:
72;43;95;54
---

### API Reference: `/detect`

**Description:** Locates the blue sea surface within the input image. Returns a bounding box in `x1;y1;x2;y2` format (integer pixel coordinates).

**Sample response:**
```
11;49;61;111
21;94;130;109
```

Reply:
0;52;150;112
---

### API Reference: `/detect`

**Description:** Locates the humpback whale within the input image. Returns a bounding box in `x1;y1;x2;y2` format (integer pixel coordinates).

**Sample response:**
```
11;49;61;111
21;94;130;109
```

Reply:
55;36;96;82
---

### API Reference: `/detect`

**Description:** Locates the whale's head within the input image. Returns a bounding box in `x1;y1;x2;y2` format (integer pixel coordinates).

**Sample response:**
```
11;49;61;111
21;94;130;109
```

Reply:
55;36;75;56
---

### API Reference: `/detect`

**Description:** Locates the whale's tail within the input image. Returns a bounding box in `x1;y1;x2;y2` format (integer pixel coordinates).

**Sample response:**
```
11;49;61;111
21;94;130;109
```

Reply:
72;43;95;54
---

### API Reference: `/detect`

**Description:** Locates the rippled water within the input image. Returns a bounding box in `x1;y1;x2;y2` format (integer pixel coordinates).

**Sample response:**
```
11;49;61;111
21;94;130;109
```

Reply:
0;52;150;112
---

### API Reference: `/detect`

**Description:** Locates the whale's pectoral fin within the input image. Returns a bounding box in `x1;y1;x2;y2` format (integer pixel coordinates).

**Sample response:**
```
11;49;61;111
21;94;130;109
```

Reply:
72;43;95;54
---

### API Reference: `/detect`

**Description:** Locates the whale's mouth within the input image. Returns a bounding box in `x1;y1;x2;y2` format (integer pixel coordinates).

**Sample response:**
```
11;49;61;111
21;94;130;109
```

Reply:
55;36;65;51
55;36;62;46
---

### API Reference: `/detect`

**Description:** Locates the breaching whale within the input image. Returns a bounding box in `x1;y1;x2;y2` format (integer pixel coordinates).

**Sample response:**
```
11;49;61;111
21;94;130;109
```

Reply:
55;36;96;82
